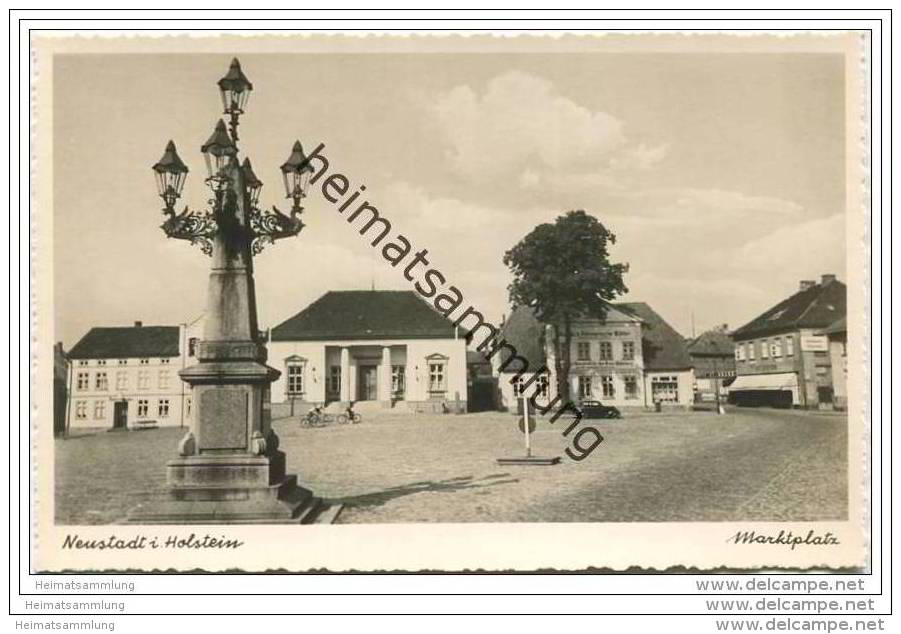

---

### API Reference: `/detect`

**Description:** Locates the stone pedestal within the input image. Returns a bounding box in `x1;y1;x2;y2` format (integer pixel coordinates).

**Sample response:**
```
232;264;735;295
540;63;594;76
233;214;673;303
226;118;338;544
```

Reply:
129;158;337;525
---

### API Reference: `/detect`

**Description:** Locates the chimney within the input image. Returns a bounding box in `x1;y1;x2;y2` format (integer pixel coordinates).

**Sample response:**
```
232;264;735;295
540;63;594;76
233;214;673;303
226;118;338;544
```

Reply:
134;320;143;328
821;273;836;286
799;280;816;292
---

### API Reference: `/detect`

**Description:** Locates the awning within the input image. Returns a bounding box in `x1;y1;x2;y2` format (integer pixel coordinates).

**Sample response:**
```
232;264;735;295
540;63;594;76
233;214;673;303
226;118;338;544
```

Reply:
728;372;798;391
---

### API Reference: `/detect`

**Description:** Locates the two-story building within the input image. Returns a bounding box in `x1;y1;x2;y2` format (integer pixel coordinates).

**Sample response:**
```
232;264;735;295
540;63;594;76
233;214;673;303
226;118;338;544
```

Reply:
495;302;694;411
686;325;736;403
268;290;468;416
65;317;203;431
728;274;846;408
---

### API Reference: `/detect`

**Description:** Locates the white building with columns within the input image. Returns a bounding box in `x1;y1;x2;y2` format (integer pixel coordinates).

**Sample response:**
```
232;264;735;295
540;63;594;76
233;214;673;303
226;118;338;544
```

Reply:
268;291;468;416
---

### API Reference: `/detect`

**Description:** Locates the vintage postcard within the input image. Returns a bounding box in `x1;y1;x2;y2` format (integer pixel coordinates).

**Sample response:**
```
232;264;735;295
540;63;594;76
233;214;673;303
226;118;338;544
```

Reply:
31;32;871;572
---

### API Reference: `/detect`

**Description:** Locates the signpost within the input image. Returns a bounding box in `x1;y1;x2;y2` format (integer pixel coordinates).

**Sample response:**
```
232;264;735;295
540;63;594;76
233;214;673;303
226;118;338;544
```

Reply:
497;392;561;467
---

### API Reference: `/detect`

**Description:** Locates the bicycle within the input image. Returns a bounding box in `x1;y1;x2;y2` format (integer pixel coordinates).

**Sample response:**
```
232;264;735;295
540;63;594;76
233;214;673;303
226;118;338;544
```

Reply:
336;410;363;425
300;408;332;428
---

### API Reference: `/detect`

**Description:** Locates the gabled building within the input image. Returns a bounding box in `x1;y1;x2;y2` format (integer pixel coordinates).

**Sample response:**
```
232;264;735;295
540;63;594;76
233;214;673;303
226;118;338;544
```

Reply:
494;302;694;411
65;317;203;430
686;325;736;402
269;290;468;415
729;274;846;408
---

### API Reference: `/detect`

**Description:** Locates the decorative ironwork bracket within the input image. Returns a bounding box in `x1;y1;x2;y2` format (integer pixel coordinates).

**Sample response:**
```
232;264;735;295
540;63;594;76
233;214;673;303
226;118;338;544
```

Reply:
248;205;305;254
160;206;219;256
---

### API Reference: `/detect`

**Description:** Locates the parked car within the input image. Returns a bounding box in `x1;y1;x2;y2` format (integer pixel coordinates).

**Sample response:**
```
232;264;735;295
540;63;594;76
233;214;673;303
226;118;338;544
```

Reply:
579;400;622;419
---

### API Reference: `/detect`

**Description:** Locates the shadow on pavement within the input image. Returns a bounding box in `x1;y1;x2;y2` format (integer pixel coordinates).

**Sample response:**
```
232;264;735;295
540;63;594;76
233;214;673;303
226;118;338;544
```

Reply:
337;473;519;510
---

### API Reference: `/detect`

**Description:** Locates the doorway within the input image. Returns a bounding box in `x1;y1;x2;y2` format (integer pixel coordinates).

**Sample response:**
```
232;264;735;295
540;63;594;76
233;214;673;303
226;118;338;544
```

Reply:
357;365;377;401
113;400;128;429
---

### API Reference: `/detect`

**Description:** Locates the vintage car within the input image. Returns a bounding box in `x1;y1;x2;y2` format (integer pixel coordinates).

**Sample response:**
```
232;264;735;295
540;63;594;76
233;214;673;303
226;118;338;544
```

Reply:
579;400;622;419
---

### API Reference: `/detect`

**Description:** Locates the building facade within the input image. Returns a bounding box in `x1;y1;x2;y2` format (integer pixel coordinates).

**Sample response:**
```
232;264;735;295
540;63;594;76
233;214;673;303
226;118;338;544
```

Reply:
495;302;694;411
65;318;202;431
269;291;468;416
729;274;846;408
686;326;736;403
822;317;847;410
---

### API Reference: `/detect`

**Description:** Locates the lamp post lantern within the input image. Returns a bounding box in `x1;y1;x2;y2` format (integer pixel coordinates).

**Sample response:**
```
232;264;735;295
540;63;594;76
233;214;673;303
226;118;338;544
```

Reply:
130;58;331;524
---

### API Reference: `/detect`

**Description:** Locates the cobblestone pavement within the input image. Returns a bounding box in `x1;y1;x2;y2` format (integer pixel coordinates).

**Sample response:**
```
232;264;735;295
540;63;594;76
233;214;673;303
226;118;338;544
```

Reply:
54;407;847;524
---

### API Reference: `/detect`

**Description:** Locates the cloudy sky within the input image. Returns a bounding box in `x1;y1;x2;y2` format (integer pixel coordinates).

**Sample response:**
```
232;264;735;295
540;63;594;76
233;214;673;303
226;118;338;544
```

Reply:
53;51;847;348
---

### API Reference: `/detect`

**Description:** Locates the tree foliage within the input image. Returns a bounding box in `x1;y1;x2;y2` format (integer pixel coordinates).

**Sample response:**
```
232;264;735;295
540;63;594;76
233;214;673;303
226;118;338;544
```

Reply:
503;210;629;399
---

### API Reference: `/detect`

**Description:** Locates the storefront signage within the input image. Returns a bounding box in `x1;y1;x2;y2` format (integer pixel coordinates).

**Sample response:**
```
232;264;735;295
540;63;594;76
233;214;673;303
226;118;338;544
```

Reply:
800;335;828;352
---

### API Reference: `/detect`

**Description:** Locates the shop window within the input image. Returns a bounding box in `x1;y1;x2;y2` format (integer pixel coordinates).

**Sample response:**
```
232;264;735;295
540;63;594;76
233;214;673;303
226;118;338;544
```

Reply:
622;341;635;361
601;375;615;398
599;341;613;361
576;341;591;361
578;376;592;399
624;375;638;399
651;375;679;403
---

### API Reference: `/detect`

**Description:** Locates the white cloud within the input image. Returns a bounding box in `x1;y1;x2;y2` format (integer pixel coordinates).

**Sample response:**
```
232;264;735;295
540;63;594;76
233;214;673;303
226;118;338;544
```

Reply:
429;71;657;182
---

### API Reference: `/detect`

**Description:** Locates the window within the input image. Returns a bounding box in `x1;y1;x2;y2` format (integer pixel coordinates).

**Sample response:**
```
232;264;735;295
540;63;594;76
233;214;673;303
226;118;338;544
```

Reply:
93;399;106;420
599;341;613;361
158;370;171;390
576;341;591;361
327;366;341;396
77;360;88;367
536;375;549;398
94;372;108;391
139;358;150;365
158;399;170;418
624;375;638;399
76;372;89;391
651;375;679;403
160;358;171;365
771;338;782;358
428;362;446;392
118;359;128;365
97;359;107;366
601;375;615;398
286;361;305;396
622;341;635;361
115;371;127;391
786;336;795;356
75;401;87;419
735;345;745;361
391;365;406;396
188;338;198;357
748;342;756;361
761;339;769;359
578;376;592;399
138;371;150;390
137;399;149;417
512;376;524;397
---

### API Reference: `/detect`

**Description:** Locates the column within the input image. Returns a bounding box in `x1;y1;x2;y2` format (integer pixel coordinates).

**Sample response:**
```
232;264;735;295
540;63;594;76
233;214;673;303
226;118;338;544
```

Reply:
340;347;350;403
379;346;392;407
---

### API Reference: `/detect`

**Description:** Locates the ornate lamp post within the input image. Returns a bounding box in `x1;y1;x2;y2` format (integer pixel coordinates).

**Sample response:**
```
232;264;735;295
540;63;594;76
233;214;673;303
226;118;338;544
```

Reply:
131;58;327;524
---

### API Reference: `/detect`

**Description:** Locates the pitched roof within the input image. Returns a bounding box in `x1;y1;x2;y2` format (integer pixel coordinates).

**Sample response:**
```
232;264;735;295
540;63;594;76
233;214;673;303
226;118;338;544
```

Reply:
820;316;847;336
615;302;693;371
271;291;462;341
68;326;180;359
495;306;547;372
686;328;734;357
732;278;846;339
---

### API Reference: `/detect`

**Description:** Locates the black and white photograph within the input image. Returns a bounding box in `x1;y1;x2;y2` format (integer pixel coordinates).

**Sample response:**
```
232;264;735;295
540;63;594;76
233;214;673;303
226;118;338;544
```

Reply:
30;30;870;574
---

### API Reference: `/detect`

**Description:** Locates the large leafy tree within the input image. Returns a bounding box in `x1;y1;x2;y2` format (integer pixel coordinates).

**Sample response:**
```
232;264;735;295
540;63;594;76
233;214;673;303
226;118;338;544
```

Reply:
503;210;629;401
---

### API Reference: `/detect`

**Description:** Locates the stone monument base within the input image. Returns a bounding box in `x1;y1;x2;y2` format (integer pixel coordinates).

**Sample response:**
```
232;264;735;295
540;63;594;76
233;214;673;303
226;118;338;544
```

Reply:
127;452;341;524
